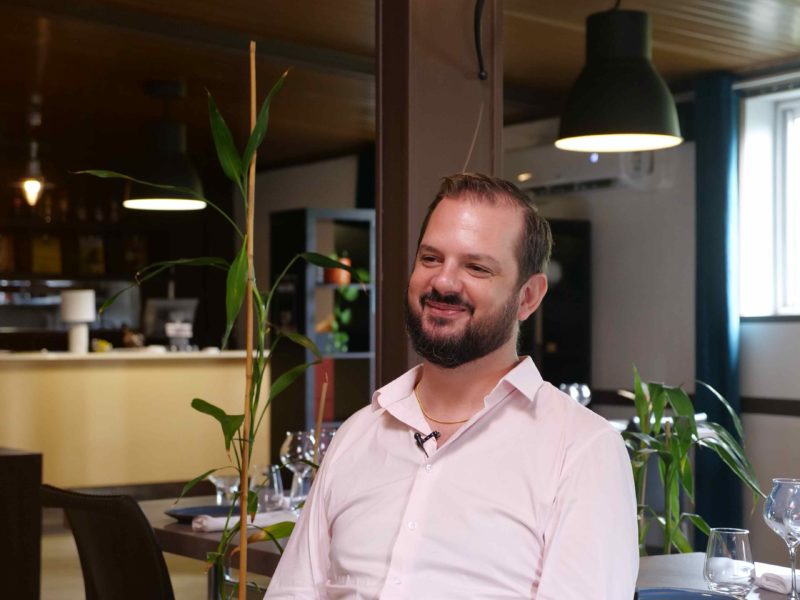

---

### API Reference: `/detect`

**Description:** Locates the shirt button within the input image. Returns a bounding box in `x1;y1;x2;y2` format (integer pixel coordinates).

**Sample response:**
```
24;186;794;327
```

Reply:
408;521;417;530
425;463;432;472
392;576;401;585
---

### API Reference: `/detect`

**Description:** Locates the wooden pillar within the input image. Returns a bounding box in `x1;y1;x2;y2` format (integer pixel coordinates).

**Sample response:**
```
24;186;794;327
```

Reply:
0;448;42;598
376;0;504;385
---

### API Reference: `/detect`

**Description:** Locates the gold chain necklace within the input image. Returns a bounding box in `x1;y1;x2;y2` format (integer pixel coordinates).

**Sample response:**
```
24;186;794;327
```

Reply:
414;382;470;425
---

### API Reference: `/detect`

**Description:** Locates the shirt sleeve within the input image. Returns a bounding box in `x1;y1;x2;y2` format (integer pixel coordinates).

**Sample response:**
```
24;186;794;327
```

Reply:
264;452;333;599
535;427;639;600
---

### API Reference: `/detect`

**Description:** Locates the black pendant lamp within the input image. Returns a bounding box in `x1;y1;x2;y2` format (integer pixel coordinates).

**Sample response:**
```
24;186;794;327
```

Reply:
556;6;682;153
125;81;205;211
125;120;205;211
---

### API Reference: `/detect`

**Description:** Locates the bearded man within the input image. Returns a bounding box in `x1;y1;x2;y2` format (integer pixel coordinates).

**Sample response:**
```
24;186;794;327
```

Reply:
266;173;638;599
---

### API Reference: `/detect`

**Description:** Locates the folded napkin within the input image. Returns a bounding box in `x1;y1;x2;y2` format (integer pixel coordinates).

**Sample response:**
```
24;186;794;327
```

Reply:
192;510;296;533
755;571;791;594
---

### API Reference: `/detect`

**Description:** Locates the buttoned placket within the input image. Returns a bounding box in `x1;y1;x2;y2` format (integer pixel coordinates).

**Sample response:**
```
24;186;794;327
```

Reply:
377;386;516;598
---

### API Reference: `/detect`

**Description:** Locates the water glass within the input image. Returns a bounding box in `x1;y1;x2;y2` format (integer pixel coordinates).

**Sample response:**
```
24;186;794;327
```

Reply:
280;430;315;510
764;478;800;598
250;464;284;512
208;473;240;506
703;527;755;597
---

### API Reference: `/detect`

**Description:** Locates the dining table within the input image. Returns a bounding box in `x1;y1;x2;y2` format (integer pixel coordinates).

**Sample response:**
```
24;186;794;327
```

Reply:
143;497;792;599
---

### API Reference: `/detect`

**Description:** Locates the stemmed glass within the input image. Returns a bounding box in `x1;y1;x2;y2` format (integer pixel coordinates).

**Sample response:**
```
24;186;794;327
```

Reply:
207;473;239;506
279;430;315;511
311;426;337;463
703;528;755;597
763;478;800;599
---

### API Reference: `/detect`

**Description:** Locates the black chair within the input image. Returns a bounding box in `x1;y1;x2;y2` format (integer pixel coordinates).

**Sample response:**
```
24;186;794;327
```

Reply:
41;484;175;600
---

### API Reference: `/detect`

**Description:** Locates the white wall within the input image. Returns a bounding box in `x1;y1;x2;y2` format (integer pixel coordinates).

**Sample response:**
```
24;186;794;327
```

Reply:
533;145;697;391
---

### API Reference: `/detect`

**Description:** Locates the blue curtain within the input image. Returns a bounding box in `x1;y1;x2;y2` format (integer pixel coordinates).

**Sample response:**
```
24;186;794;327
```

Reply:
694;72;742;548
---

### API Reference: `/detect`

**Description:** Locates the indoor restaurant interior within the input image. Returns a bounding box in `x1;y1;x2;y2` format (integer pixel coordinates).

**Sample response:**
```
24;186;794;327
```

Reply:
1;0;800;598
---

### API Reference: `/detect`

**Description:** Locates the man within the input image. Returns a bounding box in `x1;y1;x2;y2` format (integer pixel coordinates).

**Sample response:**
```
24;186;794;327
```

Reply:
266;173;638;599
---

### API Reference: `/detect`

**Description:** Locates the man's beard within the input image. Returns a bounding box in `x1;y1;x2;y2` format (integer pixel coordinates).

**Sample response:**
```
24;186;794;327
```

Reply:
404;288;519;369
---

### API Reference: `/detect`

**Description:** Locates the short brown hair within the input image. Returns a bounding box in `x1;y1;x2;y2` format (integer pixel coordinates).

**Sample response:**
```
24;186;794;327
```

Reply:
416;173;552;285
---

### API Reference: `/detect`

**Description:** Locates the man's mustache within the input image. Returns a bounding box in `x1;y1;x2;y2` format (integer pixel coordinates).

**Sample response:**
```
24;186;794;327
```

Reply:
420;290;475;314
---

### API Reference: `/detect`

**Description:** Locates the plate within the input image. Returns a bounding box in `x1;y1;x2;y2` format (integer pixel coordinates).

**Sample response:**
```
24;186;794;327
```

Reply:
164;505;235;524
637;589;734;599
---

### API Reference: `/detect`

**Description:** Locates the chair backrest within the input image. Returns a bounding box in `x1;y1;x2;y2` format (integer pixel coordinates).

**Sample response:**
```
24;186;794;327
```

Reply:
41;484;175;600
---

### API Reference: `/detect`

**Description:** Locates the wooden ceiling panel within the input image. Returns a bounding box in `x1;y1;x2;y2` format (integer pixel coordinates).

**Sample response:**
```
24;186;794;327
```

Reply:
1;0;800;199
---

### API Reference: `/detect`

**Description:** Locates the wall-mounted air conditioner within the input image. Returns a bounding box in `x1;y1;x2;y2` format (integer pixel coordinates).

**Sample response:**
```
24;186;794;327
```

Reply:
504;144;677;196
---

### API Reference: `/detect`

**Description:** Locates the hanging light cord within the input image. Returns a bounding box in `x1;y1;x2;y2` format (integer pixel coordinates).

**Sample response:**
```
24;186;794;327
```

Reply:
474;0;488;80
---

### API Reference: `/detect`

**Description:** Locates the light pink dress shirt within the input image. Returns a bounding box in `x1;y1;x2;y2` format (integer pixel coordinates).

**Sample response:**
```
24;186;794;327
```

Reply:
266;357;638;599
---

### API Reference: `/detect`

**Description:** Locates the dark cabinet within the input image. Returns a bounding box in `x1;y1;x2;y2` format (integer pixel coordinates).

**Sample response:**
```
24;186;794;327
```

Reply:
519;219;591;386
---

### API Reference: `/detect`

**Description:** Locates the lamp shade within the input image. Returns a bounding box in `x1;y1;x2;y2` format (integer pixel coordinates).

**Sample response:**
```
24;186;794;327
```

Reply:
125;121;206;211
60;289;96;323
556;10;682;153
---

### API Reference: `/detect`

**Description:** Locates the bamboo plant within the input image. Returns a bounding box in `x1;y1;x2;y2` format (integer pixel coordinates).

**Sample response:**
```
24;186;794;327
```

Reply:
81;43;363;599
622;366;765;555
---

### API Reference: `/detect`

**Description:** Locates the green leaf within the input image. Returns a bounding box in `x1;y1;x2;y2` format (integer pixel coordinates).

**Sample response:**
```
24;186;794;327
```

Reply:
262;521;295;540
269;362;318;401
300;252;367;284
242;70;289;172
98;283;137;314
338;285;359;302
222;240;249;349
632;366;650;435
703;423;762;496
668;524;693;553
77;169;203;200
622;431;662;450
77;170;243;237
664;386;695;420
354;268;370;283
281;331;322;360
680;453;695;502
681;512;711;536
338;307;352;325
177;467;224;502
697;379;745;439
651;386;667;436
191;398;244;451
247;489;259;517
207;92;243;185
135;257;230;286
697;436;765;498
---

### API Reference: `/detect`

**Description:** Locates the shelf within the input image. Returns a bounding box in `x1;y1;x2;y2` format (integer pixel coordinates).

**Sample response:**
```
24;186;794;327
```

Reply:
319;351;374;360
315;283;373;291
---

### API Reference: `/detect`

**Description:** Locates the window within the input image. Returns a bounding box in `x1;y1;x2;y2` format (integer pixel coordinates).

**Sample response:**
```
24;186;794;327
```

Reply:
740;89;800;317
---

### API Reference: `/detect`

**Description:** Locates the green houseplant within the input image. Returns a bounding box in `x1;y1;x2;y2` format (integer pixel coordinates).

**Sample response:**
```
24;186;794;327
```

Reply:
81;43;362;599
622;366;765;555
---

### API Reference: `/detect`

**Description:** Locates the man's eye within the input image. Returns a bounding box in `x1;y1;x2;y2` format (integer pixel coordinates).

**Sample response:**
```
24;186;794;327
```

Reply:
468;264;491;275
420;255;439;264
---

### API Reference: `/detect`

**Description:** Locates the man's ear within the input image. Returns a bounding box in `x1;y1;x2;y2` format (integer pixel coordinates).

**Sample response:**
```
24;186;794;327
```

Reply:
517;273;548;321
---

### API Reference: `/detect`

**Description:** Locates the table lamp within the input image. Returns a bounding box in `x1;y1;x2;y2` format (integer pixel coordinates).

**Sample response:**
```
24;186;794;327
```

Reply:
61;290;96;354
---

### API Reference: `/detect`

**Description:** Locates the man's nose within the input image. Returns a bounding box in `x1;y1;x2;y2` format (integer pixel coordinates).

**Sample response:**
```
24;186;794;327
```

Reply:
430;261;462;294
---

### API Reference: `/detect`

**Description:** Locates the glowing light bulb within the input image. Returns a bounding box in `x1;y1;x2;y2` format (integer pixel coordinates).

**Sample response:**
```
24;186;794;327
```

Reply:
22;178;42;207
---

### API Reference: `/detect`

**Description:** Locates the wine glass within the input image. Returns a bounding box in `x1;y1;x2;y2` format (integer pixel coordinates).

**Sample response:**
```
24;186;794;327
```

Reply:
207;473;239;506
763;478;800;599
311;426;338;463
703;528;755;597
279;430;315;510
249;464;284;512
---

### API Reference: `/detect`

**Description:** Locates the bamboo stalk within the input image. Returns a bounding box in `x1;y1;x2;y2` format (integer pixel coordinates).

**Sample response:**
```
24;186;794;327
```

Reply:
313;373;329;465
238;39;258;600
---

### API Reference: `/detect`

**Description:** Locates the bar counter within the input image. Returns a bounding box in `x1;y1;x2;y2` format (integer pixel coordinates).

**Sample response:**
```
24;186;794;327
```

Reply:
0;350;269;488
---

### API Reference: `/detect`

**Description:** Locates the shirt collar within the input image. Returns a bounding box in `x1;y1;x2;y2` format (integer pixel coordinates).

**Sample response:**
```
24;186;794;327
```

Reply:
371;357;544;410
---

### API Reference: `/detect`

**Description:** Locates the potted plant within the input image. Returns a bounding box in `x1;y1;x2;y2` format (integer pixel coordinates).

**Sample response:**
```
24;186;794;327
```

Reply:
81;43;360;599
622;366;765;555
